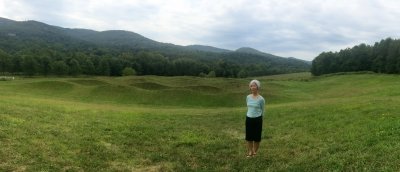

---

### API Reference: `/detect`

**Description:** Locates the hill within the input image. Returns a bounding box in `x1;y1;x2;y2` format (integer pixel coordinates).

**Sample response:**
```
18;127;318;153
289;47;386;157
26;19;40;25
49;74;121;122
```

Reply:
0;17;310;77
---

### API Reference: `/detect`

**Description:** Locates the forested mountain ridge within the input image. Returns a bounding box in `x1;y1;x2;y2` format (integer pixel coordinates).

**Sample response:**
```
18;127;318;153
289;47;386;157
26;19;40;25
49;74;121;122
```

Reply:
0;17;310;77
64;29;170;49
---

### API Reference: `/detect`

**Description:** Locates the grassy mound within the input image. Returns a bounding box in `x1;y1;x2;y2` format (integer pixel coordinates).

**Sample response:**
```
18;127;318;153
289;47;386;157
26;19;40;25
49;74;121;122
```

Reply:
67;79;109;86
131;82;171;90
19;81;74;95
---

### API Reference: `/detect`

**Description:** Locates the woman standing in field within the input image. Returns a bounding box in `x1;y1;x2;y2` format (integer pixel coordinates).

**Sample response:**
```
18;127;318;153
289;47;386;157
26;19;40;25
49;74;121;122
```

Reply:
245;79;265;158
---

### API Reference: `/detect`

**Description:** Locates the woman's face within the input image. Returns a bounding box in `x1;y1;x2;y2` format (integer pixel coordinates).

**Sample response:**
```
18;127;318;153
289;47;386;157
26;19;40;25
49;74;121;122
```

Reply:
250;83;258;93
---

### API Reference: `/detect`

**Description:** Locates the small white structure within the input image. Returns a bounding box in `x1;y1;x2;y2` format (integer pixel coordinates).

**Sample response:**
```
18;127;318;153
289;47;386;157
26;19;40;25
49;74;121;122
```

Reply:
0;76;15;81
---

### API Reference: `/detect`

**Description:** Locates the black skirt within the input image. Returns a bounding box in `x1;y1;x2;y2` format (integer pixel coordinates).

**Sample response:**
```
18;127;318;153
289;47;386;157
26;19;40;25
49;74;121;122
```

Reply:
245;116;263;142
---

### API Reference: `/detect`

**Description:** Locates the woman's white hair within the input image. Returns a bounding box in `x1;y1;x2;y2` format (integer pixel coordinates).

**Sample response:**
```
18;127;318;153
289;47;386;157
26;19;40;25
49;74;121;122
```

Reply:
249;79;261;89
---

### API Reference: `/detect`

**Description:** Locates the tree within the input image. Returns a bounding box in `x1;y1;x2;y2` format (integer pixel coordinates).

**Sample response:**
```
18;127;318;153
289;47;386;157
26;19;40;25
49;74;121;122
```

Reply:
207;71;216;78
22;56;39;76
109;58;123;76
199;72;207;77
11;55;23;75
216;60;240;77
311;52;331;76
237;69;248;78
68;59;82;76
51;61;69;76
385;41;400;73
173;58;208;76
0;49;11;75
39;56;51;76
122;67;136;76
97;58;110;76
81;58;96;75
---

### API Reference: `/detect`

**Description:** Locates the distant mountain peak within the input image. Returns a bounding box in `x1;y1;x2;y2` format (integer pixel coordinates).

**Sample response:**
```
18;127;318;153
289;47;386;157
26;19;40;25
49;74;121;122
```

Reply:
185;45;231;53
235;47;281;59
236;47;263;53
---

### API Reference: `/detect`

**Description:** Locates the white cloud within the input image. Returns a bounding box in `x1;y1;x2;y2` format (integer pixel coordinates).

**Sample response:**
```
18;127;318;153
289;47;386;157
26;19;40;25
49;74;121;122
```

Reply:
0;1;34;21
1;0;400;61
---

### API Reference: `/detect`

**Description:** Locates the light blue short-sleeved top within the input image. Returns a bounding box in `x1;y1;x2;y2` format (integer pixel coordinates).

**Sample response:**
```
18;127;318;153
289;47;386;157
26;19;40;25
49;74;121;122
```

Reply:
246;94;265;118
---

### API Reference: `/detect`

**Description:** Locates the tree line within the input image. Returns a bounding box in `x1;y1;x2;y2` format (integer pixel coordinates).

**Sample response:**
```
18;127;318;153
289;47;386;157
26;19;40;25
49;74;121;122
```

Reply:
0;47;307;78
311;38;400;76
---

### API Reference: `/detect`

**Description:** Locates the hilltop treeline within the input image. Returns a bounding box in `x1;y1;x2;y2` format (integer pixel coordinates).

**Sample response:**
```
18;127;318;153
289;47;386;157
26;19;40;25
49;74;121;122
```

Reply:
311;38;400;76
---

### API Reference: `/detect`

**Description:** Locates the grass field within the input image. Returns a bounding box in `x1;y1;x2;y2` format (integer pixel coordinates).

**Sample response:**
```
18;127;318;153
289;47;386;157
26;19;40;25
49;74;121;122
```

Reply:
1;72;400;171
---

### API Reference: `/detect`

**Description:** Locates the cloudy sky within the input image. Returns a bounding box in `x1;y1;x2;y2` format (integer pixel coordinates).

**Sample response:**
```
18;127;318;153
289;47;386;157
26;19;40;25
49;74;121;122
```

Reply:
1;0;399;61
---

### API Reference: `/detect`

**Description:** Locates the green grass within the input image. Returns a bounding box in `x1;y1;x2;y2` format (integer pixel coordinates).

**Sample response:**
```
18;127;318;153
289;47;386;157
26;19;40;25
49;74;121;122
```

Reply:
1;72;400;171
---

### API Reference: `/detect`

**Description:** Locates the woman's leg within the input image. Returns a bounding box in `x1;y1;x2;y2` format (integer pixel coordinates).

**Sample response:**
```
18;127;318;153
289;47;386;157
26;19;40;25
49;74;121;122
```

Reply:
253;116;262;155
253;141;260;155
247;141;253;156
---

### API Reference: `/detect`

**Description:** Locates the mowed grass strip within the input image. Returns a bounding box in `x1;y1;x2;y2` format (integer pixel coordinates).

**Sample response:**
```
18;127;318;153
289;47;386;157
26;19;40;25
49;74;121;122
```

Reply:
0;73;400;171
